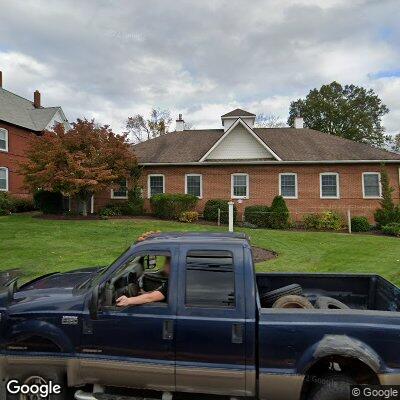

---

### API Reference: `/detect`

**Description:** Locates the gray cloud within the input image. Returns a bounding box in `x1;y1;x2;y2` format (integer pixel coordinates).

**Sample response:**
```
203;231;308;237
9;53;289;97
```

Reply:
0;0;399;134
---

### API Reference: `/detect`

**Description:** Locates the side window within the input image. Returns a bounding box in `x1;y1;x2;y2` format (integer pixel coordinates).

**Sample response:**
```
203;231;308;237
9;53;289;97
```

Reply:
185;250;235;308
0;128;8;152
148;174;165;198
111;178;128;199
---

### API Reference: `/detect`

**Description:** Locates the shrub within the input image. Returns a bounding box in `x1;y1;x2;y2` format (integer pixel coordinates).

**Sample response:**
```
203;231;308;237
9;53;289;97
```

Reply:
203;199;237;224
244;205;271;228
0;192;13;216
374;207;400;228
303;211;344;231
150;193;198;220
11;197;36;213
270;195;290;229
99;205;122;218
33;190;63;214
351;216;371;232
381;223;400;237
179;211;199;223
126;187;144;216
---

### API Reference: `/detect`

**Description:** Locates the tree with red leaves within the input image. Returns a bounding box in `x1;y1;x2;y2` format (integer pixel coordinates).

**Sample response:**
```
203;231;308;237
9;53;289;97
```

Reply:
21;119;137;216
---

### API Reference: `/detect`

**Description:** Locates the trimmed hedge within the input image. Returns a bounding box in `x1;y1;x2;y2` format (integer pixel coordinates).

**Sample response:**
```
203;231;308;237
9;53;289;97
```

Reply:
244;196;289;229
33;190;63;214
0;192;36;215
0;192;13;215
381;222;400;237
203;199;237;224
351;216;371;232
151;193;198;220
303;211;344;231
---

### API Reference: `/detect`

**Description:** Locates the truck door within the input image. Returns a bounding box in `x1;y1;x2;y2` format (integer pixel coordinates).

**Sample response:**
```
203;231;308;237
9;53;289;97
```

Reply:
79;246;178;393
175;245;247;397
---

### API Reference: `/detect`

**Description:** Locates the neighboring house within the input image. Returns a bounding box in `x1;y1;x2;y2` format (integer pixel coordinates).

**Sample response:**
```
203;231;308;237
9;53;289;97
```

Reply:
0;71;70;198
126;108;400;221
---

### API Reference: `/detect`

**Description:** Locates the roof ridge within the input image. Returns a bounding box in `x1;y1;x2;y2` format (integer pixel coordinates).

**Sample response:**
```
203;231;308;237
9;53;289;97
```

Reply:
0;87;34;106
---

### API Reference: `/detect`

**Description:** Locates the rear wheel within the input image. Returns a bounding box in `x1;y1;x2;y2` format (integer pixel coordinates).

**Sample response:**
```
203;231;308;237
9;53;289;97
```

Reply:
307;373;355;400
260;283;302;307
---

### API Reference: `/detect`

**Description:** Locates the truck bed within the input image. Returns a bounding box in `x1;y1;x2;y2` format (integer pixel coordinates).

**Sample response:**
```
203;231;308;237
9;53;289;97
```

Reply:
256;272;400;311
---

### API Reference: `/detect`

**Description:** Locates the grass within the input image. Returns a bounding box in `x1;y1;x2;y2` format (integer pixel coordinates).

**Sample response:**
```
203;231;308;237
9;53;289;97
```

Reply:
0;214;399;284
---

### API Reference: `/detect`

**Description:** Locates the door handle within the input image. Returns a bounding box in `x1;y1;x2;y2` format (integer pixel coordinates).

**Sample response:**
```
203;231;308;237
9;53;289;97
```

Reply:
232;323;244;344
163;320;174;340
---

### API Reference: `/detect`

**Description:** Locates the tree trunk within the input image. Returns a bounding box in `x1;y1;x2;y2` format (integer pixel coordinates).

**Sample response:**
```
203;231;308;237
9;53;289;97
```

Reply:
81;199;88;217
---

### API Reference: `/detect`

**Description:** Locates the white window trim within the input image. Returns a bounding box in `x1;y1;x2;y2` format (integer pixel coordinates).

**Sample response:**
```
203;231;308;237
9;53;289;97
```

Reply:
111;178;128;199
362;172;382;199
148;174;165;199
320;172;340;199
0;167;9;192
185;174;203;198
279;173;298;199
0;128;8;153
231;173;249;199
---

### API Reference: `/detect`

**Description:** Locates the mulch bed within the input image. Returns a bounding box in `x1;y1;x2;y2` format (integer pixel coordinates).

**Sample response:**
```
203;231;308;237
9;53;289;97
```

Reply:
251;246;277;263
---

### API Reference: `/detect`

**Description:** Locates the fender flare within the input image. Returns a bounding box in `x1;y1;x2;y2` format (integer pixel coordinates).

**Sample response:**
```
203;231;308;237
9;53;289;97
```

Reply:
4;319;75;353
296;335;382;374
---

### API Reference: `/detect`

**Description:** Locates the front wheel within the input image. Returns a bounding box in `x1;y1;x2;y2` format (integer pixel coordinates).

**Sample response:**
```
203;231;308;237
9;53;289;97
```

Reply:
307;373;356;400
5;370;68;400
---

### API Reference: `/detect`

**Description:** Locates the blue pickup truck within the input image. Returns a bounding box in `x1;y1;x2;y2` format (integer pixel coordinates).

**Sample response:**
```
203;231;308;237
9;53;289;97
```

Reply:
1;232;400;400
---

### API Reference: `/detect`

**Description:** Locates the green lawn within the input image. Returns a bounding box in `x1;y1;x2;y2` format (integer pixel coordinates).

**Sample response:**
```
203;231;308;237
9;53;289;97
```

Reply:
1;214;399;284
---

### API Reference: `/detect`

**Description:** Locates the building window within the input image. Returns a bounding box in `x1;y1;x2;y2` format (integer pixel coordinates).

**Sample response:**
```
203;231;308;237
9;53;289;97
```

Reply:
320;173;339;199
185;174;202;198
363;172;381;198
231;173;249;199
148;174;165;198
185;250;235;308
111;178;128;199
0;128;8;152
279;173;298;199
0;167;8;191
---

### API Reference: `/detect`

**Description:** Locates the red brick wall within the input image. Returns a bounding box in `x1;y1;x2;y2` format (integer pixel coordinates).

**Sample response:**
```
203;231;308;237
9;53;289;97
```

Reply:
129;163;400;222
0;121;33;198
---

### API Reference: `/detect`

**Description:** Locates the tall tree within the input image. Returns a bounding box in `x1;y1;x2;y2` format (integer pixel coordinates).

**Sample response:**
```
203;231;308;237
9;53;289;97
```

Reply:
125;108;172;143
21;119;137;216
255;114;286;128
288;82;389;147
391;133;400;153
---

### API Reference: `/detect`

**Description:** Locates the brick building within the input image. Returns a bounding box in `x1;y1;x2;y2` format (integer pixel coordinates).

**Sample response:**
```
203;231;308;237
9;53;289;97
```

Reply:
128;109;400;221
0;71;70;198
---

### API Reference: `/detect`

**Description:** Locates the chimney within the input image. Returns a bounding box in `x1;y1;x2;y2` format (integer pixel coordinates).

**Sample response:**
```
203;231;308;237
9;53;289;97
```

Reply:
294;116;304;129
0;71;2;88
176;114;185;131
33;90;41;108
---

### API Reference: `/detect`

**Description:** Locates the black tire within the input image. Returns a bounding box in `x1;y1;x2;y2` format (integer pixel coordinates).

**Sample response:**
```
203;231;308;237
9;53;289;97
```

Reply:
5;369;68;400
315;296;350;310
307;373;355;400
272;295;314;309
260;284;302;307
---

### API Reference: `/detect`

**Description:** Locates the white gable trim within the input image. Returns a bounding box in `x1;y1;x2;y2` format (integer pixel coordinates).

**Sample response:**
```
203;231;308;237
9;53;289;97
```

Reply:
199;118;281;162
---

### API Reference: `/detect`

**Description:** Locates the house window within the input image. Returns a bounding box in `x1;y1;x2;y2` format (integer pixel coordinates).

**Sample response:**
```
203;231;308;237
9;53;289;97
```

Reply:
320;173;339;199
0;167;8;191
0;128;8;152
231;174;249;198
363;172;381;198
185;174;202;198
148;174;165;198
185;250;235;308
111;178;128;199
279;173;298;199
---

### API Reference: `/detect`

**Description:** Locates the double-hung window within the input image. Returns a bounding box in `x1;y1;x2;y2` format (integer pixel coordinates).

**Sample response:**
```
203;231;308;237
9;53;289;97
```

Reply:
231;173;249;199
111;178;128;199
362;172;381;198
0;167;8;191
279;173;298;199
185;174;202;198
320;173;339;199
148;174;165;198
0;128;8;152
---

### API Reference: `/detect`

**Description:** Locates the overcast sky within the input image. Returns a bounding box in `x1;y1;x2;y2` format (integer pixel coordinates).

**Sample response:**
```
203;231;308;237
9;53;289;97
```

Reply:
1;0;399;135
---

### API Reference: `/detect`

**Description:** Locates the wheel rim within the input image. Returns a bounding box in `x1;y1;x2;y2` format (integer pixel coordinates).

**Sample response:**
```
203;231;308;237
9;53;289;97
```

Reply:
20;376;49;400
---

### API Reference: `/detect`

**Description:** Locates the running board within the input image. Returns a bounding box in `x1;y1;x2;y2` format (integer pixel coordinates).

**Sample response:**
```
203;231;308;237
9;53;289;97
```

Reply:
74;389;169;400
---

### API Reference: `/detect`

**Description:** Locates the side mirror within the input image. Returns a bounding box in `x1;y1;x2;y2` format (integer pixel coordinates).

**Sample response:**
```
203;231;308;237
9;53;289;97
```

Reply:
89;285;99;320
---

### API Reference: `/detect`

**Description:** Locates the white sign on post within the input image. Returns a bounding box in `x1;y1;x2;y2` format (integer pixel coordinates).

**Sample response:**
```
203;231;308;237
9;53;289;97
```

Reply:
228;201;234;232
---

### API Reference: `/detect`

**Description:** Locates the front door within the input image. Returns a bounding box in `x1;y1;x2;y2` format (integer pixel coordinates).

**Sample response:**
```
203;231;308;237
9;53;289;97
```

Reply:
79;248;178;392
175;245;247;396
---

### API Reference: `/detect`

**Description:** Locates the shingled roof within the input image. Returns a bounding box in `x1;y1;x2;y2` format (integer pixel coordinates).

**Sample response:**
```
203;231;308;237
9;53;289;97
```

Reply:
133;127;400;164
221;108;256;118
0;87;65;131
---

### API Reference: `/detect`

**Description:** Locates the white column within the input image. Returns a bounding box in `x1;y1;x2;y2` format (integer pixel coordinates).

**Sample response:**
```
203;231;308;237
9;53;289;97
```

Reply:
228;201;234;232
90;195;94;214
